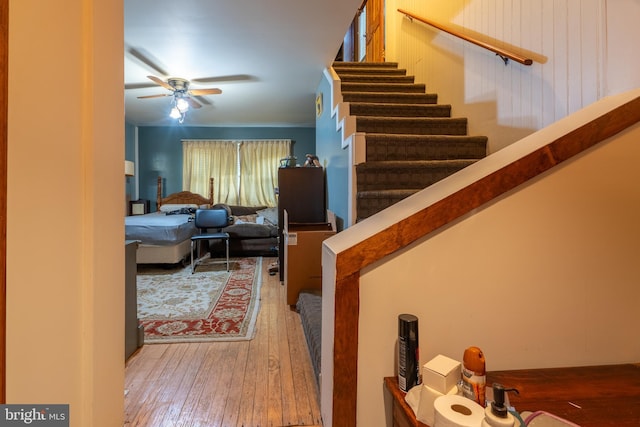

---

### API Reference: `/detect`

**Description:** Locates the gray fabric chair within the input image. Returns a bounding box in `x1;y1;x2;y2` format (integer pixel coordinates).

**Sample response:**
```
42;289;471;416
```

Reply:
190;208;231;273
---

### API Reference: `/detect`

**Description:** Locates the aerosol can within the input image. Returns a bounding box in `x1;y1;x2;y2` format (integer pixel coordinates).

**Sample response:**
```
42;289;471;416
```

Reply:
397;314;421;392
461;346;486;406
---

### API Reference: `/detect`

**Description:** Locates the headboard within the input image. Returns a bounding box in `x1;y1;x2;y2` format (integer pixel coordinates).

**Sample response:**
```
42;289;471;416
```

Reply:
156;176;214;209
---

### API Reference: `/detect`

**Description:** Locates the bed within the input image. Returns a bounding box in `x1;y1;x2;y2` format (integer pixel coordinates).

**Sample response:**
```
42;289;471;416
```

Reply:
207;204;278;257
125;177;278;264
125;177;214;264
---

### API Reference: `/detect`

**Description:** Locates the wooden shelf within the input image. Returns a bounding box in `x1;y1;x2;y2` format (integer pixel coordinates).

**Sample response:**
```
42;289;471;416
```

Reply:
385;363;640;427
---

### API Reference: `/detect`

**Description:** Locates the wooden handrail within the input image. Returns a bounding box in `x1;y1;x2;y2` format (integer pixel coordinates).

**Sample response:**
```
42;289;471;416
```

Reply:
398;8;533;66
330;95;640;426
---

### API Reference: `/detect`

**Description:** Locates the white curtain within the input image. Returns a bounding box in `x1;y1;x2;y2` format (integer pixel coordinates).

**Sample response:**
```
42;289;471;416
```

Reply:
239;140;290;206
182;139;290;207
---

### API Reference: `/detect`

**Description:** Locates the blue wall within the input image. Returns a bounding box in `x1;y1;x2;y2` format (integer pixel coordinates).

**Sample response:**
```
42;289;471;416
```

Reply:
316;76;349;231
130;125;316;209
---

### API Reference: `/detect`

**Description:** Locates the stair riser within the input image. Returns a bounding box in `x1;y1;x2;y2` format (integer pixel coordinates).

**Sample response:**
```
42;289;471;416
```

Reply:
334;68;408;76
342;93;437;105
333;62;489;220
356;194;417;220
350;103;451;118
341;82;426;93
356;118;467;136
339;75;415;84
333;62;400;69
366;140;486;161
356;165;470;191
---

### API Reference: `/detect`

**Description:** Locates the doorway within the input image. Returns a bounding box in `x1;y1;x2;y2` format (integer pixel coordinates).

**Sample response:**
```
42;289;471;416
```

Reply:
1;0;7;403
343;0;385;63
365;0;385;62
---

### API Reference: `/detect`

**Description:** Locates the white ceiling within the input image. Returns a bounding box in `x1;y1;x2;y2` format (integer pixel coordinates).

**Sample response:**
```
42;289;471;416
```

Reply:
124;0;361;127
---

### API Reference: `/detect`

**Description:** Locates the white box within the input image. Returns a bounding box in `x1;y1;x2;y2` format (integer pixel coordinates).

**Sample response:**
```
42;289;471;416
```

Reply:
422;355;461;394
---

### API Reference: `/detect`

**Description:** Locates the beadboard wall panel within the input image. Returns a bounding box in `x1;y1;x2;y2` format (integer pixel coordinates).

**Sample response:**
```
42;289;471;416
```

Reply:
387;0;607;152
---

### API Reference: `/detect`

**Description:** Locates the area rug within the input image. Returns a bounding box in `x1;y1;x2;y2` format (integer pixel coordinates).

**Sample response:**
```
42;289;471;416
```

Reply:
136;257;262;343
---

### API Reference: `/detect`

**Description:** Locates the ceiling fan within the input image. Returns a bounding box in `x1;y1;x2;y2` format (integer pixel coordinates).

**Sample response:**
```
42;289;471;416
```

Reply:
126;47;256;123
135;75;222;123
138;75;222;109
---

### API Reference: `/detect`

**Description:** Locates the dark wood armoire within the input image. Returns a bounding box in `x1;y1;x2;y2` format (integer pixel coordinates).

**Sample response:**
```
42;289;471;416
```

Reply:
277;167;326;280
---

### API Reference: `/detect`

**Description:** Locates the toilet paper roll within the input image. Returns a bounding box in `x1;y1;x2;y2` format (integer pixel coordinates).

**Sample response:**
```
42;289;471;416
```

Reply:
433;394;484;427
416;384;459;426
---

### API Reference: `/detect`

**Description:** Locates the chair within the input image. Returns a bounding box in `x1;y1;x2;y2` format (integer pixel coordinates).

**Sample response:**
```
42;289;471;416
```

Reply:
190;208;231;273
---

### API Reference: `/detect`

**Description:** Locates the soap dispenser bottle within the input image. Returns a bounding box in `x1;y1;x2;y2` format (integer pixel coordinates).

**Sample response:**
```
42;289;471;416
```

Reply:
481;383;518;427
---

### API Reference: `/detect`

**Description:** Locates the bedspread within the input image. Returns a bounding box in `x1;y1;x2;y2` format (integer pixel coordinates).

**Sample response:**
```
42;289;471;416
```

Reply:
125;212;197;245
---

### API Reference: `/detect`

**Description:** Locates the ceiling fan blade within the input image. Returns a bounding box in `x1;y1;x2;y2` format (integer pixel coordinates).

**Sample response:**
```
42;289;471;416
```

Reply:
127;47;169;76
188;88;222;96
125;82;158;90
137;93;171;99
147;75;175;91
192;74;256;83
186;97;203;109
193;96;212;106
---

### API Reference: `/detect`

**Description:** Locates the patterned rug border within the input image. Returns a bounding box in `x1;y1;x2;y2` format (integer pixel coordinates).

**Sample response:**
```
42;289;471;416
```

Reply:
140;257;263;344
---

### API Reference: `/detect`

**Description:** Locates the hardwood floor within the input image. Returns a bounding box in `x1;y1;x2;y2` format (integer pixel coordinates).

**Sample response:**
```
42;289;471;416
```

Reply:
124;257;322;427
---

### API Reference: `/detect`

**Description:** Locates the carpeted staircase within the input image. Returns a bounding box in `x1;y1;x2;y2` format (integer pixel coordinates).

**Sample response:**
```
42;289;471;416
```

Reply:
332;61;488;221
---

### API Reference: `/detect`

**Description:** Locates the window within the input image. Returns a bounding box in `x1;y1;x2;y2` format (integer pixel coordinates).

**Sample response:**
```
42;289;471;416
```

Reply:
182;139;291;207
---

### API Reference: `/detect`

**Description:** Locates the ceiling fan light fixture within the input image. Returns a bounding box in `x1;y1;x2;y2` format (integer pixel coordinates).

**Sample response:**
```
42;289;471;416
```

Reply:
176;97;190;112
169;107;182;119
169;93;189;123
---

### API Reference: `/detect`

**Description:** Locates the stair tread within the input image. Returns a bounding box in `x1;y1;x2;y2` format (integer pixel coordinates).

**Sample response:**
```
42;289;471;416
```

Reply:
365;133;487;141
333;61;399;67
338;72;410;77
357;159;479;168
333;62;489;220
334;69;408;76
342;82;424;87
350;103;450;110
343;91;436;96
349;102;451;107
357;124;468;137
342;92;438;104
357;117;468;136
357;189;422;196
364;134;487;161
341;82;426;93
350;103;451;118
339;75;414;82
357;116;467;123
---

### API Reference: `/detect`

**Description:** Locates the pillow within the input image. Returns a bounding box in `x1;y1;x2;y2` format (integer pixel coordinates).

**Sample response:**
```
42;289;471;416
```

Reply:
225;223;278;238
159;203;198;213
229;205;267;216
256;207;278;226
165;207;197;216
233;214;258;224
